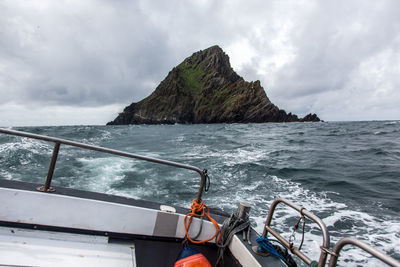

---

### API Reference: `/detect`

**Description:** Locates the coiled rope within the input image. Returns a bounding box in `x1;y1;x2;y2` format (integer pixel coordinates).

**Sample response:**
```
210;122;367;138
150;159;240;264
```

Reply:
215;213;251;266
184;198;220;244
257;236;287;262
256;236;298;267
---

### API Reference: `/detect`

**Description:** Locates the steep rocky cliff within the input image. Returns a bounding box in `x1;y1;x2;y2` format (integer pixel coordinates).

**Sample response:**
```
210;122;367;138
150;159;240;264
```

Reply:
107;45;320;125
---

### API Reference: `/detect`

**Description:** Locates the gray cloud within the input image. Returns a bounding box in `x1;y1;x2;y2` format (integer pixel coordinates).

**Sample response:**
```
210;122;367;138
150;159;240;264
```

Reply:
0;0;179;106
1;0;399;125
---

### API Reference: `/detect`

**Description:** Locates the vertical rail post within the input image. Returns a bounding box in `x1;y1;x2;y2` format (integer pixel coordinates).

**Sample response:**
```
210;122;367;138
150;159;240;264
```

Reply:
37;142;60;192
196;170;206;203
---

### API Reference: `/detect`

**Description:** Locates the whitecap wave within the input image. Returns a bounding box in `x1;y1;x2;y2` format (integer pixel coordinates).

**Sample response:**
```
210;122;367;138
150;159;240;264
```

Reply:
74;157;134;193
0;137;52;155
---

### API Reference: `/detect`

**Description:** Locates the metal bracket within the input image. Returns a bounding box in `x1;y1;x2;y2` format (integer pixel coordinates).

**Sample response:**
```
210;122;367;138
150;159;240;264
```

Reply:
36;185;55;192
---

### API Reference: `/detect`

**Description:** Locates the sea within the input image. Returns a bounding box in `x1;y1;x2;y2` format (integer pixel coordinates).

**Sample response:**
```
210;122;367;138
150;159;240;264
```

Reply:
0;121;399;266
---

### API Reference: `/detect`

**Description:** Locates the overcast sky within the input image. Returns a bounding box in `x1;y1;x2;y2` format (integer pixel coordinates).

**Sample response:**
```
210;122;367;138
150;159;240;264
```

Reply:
1;0;399;126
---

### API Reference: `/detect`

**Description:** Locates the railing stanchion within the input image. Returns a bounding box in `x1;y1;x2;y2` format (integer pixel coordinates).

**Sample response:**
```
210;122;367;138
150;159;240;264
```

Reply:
196;170;206;203
37;142;60;192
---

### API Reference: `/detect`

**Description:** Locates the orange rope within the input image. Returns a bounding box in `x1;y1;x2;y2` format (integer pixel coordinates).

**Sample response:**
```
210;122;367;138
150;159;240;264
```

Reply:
184;199;221;244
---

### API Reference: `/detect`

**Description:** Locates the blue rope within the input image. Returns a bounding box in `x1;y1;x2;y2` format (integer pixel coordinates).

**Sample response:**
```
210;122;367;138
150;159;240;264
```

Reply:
256;236;286;262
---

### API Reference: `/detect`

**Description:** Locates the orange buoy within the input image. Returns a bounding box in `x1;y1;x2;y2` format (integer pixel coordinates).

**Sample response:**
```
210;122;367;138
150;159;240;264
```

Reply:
174;245;211;267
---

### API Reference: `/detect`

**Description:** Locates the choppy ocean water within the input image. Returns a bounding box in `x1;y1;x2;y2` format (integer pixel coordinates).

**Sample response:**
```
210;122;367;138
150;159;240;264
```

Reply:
0;121;399;266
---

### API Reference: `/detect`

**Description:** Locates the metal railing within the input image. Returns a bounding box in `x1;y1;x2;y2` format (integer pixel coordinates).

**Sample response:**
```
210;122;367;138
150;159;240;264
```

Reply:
262;198;400;267
262;198;330;267
0;128;207;203
328;238;400;267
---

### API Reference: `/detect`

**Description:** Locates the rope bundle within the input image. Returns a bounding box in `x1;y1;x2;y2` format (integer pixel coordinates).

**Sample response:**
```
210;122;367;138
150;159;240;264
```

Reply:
184;198;220;244
215;213;251;266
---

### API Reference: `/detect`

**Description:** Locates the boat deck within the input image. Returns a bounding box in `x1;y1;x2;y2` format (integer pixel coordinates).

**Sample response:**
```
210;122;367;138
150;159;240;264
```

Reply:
0;179;285;267
0;227;135;267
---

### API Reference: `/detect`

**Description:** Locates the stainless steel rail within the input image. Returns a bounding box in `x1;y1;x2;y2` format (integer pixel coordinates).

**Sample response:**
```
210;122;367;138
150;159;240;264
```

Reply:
262;198;330;267
328;238;400;267
0;128;207;202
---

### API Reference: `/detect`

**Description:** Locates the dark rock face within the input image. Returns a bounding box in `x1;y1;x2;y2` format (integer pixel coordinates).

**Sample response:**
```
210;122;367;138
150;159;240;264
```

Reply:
107;45;320;125
300;113;321;122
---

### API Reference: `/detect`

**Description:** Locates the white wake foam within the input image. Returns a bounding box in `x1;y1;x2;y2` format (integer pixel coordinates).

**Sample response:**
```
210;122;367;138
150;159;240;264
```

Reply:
74;157;134;193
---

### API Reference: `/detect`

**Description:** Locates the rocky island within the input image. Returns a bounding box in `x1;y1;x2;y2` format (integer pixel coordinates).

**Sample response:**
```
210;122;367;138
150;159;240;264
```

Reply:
107;45;320;125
